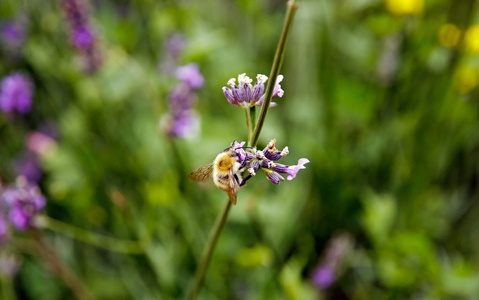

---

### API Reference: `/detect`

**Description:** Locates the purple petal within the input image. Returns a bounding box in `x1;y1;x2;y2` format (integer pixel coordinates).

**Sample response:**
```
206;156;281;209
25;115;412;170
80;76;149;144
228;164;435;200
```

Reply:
223;87;238;106
265;171;284;185
272;75;284;98
238;82;253;104
0;73;33;114
175;63;204;89
312;265;335;289
8;205;30;231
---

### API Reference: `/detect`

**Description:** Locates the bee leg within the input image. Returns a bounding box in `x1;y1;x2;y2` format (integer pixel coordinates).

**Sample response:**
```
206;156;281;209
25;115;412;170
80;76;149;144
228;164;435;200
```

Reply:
239;174;252;186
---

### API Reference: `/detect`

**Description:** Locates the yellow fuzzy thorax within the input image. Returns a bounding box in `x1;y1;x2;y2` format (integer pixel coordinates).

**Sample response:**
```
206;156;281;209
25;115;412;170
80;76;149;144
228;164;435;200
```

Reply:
214;152;236;173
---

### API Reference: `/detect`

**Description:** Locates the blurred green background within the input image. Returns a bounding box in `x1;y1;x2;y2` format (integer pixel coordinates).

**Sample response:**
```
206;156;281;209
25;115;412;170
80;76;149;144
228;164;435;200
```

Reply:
1;0;479;299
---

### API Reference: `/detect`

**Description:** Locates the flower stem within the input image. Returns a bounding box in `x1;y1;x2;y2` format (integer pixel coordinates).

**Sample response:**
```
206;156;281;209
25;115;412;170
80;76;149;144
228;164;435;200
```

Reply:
185;1;299;299
32;229;95;300
245;108;254;146
251;0;298;147
185;199;232;300
41;216;145;254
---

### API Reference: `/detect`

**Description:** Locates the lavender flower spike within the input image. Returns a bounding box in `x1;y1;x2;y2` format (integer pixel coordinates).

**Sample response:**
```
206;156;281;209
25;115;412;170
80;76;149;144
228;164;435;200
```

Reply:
0;73;33;114
175;63;204;89
222;73;284;108
273;158;310;181
1;176;46;231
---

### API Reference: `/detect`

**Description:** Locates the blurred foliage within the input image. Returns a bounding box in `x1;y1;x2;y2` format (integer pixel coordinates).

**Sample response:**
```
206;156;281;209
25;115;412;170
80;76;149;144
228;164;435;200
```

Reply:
1;0;479;299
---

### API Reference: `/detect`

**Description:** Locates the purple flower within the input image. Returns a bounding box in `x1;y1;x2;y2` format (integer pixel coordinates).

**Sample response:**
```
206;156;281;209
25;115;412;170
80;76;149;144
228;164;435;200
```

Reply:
223;73;284;108
164;110;200;139
26;131;57;156
166;34;185;61
312;265;335;289
61;0;102;73
161;64;204;139
227;139;309;186
175;63;205;89
0;215;9;242
264;170;285;185
0;21;25;48
273;158;310;181
0;177;46;231
0;73;33;114
311;233;353;290
14;152;42;183
72;25;94;49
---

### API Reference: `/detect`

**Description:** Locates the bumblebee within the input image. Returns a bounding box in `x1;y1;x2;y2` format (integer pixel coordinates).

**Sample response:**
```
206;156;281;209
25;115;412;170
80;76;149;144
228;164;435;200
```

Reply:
188;143;250;205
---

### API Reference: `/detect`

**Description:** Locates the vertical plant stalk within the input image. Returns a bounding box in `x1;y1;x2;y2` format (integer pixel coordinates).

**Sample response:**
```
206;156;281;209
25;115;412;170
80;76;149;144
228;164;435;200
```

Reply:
245;108;254;146
185;1;299;299
251;0;298;147
32;230;95;300
185;200;232;300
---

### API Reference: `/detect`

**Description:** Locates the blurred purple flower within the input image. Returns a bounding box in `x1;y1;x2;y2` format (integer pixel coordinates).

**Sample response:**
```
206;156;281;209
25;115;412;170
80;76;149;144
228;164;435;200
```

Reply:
175;63;204;89
0;73;33;114
0;21;25;48
166;34;185;61
159;34;186;75
0;177;46;231
312;265;335;289
14;152;42;183
26;131;57;156
60;0;102;73
311;233;353;290
72;25;94;49
161;64;204;139
166;110;200;139
223;73;284;108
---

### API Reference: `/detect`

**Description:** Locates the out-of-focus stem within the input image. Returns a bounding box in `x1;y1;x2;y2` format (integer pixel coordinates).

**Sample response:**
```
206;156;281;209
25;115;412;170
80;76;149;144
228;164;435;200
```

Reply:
185;200;232;300
42;216;144;254
251;0;298;147
32;229;95;300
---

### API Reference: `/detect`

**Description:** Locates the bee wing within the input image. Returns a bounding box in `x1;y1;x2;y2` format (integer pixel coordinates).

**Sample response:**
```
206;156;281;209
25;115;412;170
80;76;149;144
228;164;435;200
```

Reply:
188;163;214;182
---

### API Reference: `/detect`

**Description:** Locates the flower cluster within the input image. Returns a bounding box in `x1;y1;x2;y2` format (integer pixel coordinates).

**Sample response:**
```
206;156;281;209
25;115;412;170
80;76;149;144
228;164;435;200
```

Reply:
311;233;352;289
233;139;309;185
222;73;284;108
60;0;102;73
0;177;46;240
0;73;33;114
0;20;26;52
158;34;186;75
161;63;204;139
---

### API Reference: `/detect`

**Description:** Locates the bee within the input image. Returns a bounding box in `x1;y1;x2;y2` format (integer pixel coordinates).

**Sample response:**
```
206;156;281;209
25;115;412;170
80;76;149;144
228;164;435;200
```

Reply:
188;143;250;205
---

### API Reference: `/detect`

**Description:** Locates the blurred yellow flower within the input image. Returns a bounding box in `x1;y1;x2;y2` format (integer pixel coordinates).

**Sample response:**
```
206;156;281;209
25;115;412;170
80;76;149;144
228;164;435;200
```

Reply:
454;67;478;94
464;25;479;54
385;0;424;16
438;24;461;48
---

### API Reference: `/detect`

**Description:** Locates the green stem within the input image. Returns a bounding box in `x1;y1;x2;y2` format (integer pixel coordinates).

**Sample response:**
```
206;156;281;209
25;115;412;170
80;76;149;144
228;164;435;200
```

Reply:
42;217;145;254
250;106;256;143
32;229;95;300
0;275;16;300
251;0;298;147
185;200;232;300
185;1;299;299
245;108;254;146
